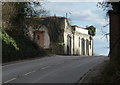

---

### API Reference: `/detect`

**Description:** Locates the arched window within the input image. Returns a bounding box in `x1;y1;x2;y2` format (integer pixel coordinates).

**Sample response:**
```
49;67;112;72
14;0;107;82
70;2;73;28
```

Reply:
81;38;85;55
86;39;89;55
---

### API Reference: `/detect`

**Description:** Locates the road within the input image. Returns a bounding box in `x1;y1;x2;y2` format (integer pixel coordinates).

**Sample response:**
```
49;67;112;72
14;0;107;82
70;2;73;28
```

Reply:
2;55;108;84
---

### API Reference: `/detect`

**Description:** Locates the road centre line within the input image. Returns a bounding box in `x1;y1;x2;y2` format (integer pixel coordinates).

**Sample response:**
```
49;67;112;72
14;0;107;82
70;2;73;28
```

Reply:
41;66;50;69
55;62;65;65
4;78;17;83
23;70;36;76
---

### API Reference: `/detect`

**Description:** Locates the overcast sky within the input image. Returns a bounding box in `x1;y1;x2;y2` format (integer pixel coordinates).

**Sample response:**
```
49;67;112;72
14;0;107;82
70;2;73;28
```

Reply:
42;2;109;56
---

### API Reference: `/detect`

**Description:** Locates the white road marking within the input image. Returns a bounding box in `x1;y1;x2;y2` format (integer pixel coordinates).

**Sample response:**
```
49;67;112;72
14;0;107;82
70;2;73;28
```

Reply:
2;64;15;67
4;78;16;83
23;71;36;76
56;62;65;65
41;66;50;69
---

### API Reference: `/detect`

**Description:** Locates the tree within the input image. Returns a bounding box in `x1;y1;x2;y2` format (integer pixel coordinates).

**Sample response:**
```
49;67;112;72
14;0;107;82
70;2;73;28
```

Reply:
98;1;120;79
97;1;120;14
2;2;47;34
86;25;96;37
1;2;48;62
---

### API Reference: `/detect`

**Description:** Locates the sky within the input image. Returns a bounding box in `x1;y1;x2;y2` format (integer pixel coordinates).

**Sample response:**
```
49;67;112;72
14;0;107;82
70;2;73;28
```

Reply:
42;2;109;56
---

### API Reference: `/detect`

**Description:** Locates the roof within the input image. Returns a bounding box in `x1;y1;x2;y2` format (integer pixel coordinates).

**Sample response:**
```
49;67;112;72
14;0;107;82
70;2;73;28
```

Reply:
72;25;88;34
40;16;67;19
72;25;87;30
26;16;67;20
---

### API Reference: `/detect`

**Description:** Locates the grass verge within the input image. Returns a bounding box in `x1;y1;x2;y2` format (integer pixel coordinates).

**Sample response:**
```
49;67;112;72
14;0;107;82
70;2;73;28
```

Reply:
92;61;120;84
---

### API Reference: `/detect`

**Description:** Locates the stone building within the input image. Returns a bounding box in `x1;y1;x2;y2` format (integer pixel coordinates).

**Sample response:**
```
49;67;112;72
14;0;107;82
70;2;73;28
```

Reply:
27;16;93;56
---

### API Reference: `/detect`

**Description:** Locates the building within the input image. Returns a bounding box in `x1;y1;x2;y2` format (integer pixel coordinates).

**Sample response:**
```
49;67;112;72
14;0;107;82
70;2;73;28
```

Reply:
27;16;93;56
71;25;93;56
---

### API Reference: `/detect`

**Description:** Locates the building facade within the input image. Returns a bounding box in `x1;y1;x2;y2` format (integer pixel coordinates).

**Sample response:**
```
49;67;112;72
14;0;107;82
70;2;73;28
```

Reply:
28;16;93;56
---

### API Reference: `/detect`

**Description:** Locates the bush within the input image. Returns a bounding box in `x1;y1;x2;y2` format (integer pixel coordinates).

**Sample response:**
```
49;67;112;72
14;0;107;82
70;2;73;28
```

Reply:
2;30;47;63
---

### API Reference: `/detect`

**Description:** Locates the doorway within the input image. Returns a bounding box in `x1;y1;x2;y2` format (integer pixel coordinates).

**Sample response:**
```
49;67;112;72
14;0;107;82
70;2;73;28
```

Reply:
67;35;71;55
34;31;44;48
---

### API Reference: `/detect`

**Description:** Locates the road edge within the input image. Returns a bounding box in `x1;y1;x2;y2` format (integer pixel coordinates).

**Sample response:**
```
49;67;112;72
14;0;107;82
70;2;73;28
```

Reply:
77;60;108;84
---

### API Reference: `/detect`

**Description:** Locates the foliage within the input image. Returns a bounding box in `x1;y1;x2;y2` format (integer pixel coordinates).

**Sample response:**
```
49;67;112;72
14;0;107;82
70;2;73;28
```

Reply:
86;25;96;36
2;2;47;32
2;30;47;63
0;29;19;50
55;42;65;46
2;2;48;63
43;17;64;43
2;2;26;31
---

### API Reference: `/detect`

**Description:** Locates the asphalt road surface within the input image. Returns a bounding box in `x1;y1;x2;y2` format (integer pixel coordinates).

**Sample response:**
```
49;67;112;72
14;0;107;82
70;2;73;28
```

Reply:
2;55;108;84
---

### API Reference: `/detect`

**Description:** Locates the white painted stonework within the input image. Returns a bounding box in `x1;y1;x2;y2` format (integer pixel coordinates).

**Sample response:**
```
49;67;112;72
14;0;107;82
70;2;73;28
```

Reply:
75;26;88;34
63;19;93;56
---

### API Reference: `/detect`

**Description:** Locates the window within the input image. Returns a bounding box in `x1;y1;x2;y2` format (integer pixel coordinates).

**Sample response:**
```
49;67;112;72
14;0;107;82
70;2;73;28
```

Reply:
81;38;85;55
86;39;89;55
90;40;91;49
36;35;40;40
67;35;72;55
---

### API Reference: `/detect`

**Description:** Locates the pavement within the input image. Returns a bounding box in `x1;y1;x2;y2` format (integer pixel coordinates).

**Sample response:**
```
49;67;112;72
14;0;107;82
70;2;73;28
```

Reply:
77;58;109;83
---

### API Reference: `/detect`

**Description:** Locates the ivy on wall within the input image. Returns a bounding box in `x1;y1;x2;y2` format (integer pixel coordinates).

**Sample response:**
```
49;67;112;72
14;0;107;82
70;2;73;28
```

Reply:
54;42;65;46
27;17;65;43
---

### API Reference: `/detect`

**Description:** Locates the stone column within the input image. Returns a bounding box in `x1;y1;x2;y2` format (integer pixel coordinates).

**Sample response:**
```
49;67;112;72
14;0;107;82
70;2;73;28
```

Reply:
84;39;86;56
